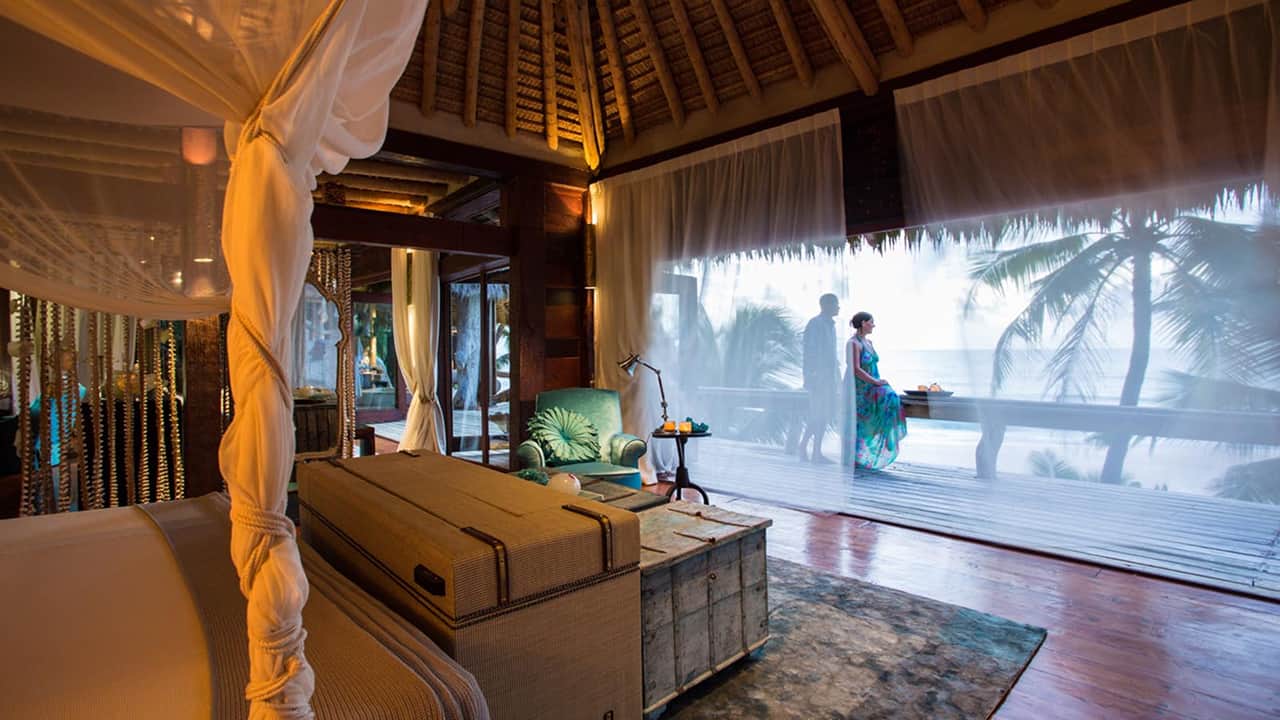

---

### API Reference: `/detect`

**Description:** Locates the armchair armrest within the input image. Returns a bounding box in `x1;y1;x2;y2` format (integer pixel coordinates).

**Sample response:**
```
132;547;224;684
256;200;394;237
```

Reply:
516;440;546;470
607;433;647;468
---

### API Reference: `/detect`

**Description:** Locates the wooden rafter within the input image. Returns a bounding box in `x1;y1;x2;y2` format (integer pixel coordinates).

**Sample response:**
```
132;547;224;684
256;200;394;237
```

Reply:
1034;0;1059;7
667;0;719;113
506;0;521;137
595;0;635;144
420;0;443;116
630;0;685;127
808;0;878;94
444;0;461;17
578;0;605;150
563;0;601;167
837;0;880;77
956;0;987;31
709;0;761;100
766;0;812;87
464;0;487;127
876;0;913;56
540;0;559;149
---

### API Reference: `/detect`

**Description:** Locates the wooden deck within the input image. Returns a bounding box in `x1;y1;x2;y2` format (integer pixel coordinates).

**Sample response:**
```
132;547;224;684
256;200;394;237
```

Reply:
680;438;1280;601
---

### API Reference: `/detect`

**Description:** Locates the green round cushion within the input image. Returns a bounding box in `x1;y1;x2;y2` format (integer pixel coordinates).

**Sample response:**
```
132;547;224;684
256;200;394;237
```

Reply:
527;407;601;465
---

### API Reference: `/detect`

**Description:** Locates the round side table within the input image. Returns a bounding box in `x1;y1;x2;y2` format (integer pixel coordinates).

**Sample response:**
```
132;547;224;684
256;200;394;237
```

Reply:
651;430;711;504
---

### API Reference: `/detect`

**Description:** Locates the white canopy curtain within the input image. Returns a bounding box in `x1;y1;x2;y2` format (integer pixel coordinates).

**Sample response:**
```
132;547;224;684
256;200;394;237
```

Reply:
0;1;426;717
895;0;1279;227
392;248;447;453
590;110;846;482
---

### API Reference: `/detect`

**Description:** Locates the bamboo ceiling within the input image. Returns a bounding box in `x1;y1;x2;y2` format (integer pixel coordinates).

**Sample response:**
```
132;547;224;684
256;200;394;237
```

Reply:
393;0;1059;168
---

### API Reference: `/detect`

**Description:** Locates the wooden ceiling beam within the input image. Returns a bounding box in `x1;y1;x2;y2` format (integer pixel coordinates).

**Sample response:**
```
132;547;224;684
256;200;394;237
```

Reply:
506;0;521;138
313;205;515;257
346;159;471;186
563;0;601;168
709;0;761;100
956;0;988;31
578;0;606;151
808;0;878;94
766;0;812;87
1034;0;1059;7
320;173;450;198
838;0;880;77
540;0;560;149
444;0;462;17
876;0;913;56
595;0;635;144
630;0;686;127
464;0;487;127
420;0;442;117
667;0;719;114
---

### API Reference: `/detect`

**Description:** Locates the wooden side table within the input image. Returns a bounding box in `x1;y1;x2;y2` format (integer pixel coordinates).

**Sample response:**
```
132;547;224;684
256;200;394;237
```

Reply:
637;500;771;718
651;430;710;504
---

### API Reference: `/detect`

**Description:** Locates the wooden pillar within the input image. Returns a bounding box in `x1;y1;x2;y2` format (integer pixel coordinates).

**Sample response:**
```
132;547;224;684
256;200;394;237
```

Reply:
183;314;225;496
975;421;1005;480
505;175;547;465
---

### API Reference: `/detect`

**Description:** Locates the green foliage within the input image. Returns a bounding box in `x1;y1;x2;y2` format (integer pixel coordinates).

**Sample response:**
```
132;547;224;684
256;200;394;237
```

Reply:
970;209;1279;485
716;304;802;445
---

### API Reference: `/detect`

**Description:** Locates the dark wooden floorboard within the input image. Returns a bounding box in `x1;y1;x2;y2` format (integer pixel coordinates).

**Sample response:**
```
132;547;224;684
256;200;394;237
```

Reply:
681;438;1280;599
643;485;1280;719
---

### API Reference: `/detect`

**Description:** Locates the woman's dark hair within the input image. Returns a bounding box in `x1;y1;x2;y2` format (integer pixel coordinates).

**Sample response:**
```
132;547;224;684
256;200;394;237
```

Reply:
850;312;874;331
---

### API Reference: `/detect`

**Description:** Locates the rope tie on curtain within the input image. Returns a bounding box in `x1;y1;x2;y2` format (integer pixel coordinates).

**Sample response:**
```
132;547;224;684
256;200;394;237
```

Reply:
244;622;310;708
230;503;296;594
231;307;292;407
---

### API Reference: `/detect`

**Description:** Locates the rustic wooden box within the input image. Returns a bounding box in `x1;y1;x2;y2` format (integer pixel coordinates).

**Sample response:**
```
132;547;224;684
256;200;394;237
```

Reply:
637;501;771;716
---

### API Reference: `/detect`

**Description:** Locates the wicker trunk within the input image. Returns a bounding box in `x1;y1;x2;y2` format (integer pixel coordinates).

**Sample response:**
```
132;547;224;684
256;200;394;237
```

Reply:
637;501;772;715
298;451;643;720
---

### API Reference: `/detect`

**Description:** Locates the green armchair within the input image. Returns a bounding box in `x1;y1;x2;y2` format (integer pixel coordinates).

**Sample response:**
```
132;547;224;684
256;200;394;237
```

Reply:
516;388;647;488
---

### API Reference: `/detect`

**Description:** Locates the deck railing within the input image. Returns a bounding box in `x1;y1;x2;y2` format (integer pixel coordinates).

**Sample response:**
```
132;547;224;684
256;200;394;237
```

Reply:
694;386;1280;478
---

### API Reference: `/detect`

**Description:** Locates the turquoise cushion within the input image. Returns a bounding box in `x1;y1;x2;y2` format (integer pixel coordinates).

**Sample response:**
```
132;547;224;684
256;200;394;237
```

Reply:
527;407;600;465
556;461;642;490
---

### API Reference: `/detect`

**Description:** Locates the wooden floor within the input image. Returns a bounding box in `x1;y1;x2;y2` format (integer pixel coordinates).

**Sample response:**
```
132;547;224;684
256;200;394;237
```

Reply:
679;438;1280;600
650;482;1280;719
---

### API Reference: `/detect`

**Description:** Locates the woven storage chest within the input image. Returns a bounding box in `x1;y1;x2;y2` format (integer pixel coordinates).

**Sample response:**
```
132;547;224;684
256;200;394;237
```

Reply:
298;451;643;720
637;501;771;715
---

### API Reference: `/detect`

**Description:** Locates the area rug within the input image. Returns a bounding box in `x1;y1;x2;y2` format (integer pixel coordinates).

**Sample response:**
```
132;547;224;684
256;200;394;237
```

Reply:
663;558;1046;719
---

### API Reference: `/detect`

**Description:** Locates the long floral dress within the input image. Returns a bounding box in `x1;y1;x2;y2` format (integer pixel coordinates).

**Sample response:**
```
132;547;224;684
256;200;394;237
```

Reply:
843;339;907;469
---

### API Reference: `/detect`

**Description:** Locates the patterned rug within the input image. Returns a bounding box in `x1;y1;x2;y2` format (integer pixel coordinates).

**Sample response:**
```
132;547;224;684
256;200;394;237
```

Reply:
664;558;1046;720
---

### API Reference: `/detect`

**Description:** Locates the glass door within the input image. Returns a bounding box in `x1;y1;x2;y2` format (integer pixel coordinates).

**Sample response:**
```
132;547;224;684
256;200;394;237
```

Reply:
444;266;510;468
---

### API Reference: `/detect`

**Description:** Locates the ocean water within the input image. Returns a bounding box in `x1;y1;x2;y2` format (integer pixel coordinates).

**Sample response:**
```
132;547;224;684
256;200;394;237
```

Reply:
808;348;1280;498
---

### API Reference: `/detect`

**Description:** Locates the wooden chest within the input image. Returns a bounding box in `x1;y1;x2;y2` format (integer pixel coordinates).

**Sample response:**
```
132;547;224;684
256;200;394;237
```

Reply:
638;501;772;716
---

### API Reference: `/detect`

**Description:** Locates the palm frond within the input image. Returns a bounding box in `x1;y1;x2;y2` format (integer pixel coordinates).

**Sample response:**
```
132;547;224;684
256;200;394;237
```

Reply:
1028;450;1082;480
1213;457;1280;504
964;232;1110;314
988;244;1125;392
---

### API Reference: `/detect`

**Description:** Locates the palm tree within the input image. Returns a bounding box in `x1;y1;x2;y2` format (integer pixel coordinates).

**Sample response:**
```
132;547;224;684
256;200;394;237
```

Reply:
968;211;1270;484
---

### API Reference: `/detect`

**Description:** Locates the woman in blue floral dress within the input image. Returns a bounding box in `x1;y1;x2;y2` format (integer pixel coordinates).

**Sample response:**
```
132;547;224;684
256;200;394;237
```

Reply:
843;312;907;469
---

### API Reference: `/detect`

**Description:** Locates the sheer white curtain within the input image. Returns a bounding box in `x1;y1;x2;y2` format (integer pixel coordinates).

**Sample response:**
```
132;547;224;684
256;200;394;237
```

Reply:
392;248;447;453
0;2;426;717
895;0;1279;226
887;0;1280;496
590;110;845;481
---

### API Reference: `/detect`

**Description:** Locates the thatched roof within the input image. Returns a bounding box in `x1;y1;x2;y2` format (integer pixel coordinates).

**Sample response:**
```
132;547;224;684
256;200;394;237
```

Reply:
392;0;1037;168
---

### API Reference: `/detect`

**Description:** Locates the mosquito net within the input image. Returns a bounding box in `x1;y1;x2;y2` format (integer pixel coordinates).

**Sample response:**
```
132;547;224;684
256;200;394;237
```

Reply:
0;2;427;717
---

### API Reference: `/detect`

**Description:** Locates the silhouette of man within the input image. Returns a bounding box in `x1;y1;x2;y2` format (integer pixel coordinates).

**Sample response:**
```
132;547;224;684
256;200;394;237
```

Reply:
799;293;840;463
